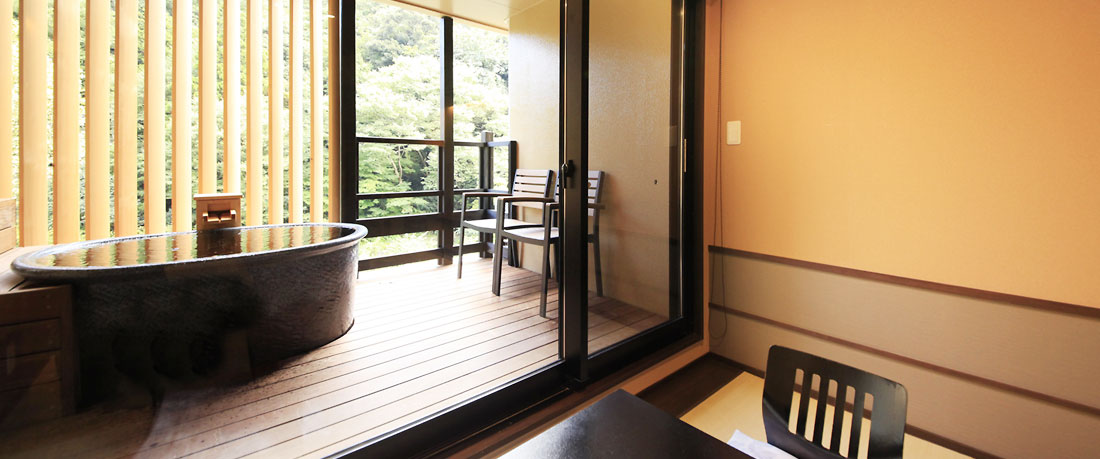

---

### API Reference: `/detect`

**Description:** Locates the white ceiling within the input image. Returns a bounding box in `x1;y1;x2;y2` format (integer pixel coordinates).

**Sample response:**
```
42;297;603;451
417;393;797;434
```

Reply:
383;0;548;30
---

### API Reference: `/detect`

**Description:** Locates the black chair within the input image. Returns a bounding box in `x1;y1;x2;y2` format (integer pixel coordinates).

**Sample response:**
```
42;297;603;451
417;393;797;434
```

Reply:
763;345;908;459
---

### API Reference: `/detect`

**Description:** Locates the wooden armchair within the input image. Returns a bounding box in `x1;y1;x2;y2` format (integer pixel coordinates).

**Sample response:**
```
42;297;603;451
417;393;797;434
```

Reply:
457;168;555;279
493;171;605;316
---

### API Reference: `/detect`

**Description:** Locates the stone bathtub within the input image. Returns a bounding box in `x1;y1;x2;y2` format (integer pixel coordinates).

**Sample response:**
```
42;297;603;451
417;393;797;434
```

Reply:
12;223;366;403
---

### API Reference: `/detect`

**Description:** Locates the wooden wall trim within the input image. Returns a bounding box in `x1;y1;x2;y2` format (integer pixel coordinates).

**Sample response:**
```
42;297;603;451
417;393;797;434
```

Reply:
709;303;1100;421
709;246;1100;320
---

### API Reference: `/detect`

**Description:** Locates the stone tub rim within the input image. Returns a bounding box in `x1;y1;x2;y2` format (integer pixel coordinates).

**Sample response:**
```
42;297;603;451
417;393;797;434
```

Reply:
12;222;367;281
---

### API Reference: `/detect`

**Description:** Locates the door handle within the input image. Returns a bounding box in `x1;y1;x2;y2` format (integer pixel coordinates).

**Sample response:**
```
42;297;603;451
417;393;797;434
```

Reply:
560;160;575;188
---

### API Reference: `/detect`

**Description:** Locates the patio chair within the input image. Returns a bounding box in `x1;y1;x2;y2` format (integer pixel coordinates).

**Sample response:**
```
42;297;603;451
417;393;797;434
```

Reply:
763;345;908;459
457;168;555;279
492;171;605;316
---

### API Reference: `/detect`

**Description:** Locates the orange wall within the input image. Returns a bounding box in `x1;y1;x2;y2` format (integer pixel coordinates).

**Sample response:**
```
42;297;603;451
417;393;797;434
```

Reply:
715;0;1100;307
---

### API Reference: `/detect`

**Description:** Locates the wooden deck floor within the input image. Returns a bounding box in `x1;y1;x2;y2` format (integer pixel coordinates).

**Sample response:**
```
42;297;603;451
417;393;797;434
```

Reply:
1;256;663;458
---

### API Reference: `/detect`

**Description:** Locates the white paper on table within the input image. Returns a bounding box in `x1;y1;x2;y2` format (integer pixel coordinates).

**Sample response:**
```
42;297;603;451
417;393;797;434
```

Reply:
727;430;797;459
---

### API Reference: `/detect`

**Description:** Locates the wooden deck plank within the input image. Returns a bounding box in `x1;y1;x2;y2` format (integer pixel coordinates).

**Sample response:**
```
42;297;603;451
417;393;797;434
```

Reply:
0;259;664;458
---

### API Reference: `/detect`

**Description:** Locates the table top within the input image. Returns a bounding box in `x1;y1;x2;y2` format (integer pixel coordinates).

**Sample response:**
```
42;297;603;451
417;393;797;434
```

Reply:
503;390;750;459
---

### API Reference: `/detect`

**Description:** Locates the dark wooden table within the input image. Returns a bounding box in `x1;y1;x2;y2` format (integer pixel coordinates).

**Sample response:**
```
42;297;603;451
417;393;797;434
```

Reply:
502;390;751;458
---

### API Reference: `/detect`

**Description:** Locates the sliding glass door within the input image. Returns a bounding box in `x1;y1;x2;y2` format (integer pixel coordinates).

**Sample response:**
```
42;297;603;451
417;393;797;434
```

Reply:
558;0;695;380
339;0;703;454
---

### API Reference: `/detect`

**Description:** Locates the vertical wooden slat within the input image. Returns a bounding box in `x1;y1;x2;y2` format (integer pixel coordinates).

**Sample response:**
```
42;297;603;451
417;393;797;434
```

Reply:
326;0;340;223
174;233;193;260
0;0;12;200
86;0;111;239
224;0;241;193
198;0;216;193
144;0;166;234
114;0;138;236
246;226;262;252
268;0;284;223
145;237;167;263
53;0;81;243
309;0;322;222
116;239;138;265
18;0;47;245
246;0;262;225
287;0;302;223
172;0;193;231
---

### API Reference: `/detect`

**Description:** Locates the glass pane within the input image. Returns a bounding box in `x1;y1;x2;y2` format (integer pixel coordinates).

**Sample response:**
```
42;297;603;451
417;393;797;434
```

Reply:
357;142;439;193
358;196;439;219
359;231;439;258
453;21;509;142
354;0;440;139
492;145;510;190
454;145;481;190
587;0;681;355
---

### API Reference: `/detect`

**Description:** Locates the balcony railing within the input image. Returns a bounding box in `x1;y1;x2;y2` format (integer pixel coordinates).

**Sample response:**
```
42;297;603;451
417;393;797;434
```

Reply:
353;135;517;271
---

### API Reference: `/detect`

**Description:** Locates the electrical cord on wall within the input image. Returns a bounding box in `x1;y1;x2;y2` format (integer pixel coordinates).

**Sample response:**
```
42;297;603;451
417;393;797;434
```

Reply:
708;0;728;344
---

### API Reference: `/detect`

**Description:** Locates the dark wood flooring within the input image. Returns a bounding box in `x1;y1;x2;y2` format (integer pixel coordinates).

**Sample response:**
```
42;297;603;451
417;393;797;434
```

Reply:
637;353;745;418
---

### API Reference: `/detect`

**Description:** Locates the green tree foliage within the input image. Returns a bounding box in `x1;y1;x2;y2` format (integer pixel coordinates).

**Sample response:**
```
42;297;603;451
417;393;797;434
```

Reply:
353;1;509;258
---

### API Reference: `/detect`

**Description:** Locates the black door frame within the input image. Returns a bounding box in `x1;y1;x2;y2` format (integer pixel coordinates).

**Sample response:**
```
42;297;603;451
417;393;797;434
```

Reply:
337;0;707;455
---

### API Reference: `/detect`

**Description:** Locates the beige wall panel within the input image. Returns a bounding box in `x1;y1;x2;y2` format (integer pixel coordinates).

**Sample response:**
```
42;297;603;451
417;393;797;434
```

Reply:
326;0;339;222
198;0;216;193
507;0;557;274
18;0;47;245
711;253;1100;410
0;0;12;199
144;0;167;234
508;0;677;319
268;0;284;224
172;0;193;231
246;0;263;225
589;0;677;316
224;0;241;194
309;0;322;222
717;0;1100;307
287;0;302;222
711;311;1100;458
53;0;81;243
86;0;111;239
114;0;138;236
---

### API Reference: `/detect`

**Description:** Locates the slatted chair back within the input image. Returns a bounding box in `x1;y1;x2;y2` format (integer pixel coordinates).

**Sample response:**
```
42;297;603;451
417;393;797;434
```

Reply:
507;169;556;211
763;345;908;459
550;170;605;218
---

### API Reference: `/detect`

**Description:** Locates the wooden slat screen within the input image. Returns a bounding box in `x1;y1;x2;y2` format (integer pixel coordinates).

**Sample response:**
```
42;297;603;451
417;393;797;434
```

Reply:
18;0;47;245
144;0;167;235
246;0;263;225
326;0;340;223
53;0;80;243
114;0;138;236
86;0;111;240
224;0;241;194
2;0;336;245
288;0;303;223
198;0;216;194
0;0;11;200
172;0;193;232
309;0;323;223
268;0;285;225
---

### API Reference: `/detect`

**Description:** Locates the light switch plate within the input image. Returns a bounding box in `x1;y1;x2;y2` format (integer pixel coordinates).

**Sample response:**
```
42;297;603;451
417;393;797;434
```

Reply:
727;121;741;145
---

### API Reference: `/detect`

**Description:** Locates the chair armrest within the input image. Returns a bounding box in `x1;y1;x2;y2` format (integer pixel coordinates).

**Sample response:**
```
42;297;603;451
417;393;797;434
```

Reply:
462;191;511;199
497;196;556;205
460;191;511;213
